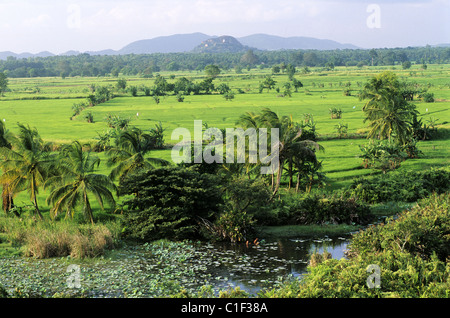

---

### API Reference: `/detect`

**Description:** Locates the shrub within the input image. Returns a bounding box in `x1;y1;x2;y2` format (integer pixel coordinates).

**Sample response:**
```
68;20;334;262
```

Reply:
359;139;407;172
259;193;450;298
119;166;223;241
422;92;435;103
329;107;343;119
202;177;270;242
344;168;450;204
129;86;138;96
348;193;450;262
278;193;371;226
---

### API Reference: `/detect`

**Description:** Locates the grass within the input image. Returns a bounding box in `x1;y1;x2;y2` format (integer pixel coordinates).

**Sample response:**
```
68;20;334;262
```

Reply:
0;216;121;259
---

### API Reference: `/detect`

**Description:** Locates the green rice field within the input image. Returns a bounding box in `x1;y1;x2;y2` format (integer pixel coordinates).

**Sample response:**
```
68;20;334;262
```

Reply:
1;64;449;210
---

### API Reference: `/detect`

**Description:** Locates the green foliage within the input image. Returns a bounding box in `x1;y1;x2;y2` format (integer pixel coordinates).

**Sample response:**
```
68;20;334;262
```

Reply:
106;127;169;181
348;193;450;262
261;75;276;92
402;61;412;69
422;92;435;103
128;86;138;97
105;113;131;130
0;71;7;95
0;216;118;259
335;122;348;138
359;139;407;171
359;71;418;145
119;166;223;241
202;177;271;242
222;91;235;101
411;115;439;141
259;193;450;298
204;64;221;78
329;107;343;119
278;193;371;226
0;47;448;78
45;141;117;224
344;168;450;204
116;78;127;90
0;123;56;219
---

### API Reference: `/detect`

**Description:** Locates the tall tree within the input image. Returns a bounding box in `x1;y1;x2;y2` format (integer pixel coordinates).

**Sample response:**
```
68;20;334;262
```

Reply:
359;71;418;145
237;108;322;196
204;64;221;78
0;72;8;96
369;49;378;66
46;141;117;224
240;49;258;67
0;124;55;219
0;120;13;214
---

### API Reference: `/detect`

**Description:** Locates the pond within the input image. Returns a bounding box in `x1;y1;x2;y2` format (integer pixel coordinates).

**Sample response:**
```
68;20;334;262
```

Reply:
184;235;350;295
0;235;350;297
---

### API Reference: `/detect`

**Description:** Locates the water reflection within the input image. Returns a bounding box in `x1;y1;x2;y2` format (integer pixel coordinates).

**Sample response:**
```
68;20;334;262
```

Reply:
188;235;350;294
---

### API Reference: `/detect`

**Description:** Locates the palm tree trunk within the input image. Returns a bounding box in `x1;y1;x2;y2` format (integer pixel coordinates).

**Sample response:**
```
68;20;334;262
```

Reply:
272;160;283;196
84;190;94;224
31;177;43;220
33;192;43;220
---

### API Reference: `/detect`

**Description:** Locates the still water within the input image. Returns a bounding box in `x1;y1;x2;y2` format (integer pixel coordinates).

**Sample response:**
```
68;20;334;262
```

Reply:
182;235;350;295
0;235;350;297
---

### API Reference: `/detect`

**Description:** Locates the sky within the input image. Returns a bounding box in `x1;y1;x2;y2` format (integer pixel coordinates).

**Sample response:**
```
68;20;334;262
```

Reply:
0;0;448;54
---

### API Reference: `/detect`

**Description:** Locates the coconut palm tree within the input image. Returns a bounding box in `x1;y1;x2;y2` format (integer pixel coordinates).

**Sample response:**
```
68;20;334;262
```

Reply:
359;71;418;145
46;141;117;224
106;127;169;181
237;108;323;196
0;120;14;214
0;124;54;219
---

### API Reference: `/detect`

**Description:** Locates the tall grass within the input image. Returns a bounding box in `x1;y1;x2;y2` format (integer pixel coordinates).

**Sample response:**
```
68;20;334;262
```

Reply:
0;217;120;259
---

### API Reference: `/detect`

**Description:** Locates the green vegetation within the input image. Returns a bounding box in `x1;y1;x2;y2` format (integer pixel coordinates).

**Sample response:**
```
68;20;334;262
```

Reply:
0;54;448;298
259;193;450;298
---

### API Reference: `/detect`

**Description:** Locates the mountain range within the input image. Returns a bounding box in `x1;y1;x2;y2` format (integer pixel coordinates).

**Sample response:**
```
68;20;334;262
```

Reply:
0;33;362;60
1;33;448;60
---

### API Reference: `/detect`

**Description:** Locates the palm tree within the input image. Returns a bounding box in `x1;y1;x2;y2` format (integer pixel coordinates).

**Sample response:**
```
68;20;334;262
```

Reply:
106;127;169;181
0;120;14;214
269;112;322;196
360;71;418;145
237;108;322;196
0;124;54;219
46;141;117;224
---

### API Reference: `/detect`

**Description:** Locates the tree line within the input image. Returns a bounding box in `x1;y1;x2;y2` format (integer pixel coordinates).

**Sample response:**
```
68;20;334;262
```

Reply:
0;46;449;78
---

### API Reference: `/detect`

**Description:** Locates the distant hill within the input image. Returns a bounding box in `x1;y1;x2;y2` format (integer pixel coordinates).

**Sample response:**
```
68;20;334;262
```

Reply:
0;51;55;60
2;32;418;60
238;34;359;50
192;36;252;53
119;32;212;54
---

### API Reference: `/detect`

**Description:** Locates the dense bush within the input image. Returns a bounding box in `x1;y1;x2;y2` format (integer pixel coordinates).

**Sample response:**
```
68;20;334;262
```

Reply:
343;168;450;203
260;193;372;226
119;166;223;241
201;177;271;242
359;140;407;171
259;193;450;298
291;195;371;225
348;193;450;262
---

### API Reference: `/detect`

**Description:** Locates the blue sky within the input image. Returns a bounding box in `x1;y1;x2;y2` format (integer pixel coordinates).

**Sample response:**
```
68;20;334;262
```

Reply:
0;0;448;53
